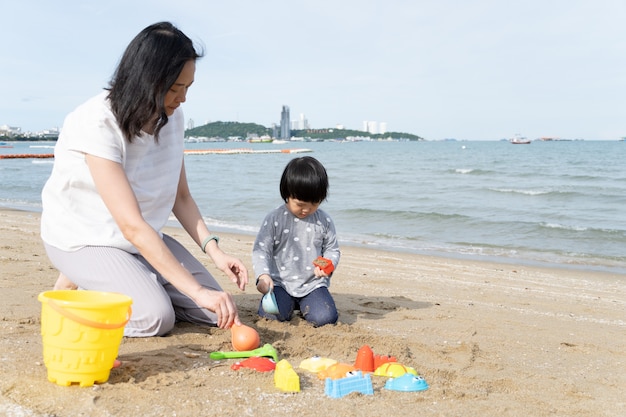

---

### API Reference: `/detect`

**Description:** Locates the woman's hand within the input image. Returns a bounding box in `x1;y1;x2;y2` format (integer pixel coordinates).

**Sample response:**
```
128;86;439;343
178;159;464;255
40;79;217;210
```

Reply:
192;287;240;329
210;250;249;291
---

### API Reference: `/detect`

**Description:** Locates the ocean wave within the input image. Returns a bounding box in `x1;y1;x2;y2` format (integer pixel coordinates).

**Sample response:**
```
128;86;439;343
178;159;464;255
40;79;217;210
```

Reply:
487;187;581;197
0;200;43;210
336;207;471;223
455;168;474;174
29;145;55;149
165;213;258;235
540;222;625;236
452;168;493;175
489;188;549;196
541;222;588;232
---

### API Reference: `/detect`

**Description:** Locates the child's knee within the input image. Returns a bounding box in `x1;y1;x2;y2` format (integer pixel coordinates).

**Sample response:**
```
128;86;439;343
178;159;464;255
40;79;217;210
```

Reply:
305;307;338;327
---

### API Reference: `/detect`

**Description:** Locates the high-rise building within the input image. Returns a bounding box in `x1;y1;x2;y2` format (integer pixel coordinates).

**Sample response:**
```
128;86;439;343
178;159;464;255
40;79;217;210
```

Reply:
291;113;309;130
280;106;291;139
362;120;387;134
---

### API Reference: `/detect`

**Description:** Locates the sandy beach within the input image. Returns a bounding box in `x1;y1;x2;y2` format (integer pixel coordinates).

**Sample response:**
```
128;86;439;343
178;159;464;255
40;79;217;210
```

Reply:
0;208;624;416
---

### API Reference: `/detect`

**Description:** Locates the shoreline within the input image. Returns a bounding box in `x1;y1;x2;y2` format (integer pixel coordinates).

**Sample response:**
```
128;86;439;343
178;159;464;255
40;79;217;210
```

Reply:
1;207;625;415
5;204;625;276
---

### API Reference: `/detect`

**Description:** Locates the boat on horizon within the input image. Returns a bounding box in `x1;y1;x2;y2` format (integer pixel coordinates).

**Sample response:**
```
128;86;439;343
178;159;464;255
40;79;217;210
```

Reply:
247;135;273;143
509;134;531;144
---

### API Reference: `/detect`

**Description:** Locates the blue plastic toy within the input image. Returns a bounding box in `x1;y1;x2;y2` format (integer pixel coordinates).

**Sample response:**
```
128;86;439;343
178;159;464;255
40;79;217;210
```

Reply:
384;373;429;392
324;371;374;398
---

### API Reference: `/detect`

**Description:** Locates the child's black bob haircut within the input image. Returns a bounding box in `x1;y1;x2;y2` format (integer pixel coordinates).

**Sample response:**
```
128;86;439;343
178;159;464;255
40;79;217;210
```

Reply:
280;156;329;204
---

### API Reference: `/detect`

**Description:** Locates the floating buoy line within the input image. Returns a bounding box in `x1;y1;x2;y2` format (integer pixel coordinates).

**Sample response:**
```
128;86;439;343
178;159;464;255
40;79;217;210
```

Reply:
183;148;312;155
0;153;54;159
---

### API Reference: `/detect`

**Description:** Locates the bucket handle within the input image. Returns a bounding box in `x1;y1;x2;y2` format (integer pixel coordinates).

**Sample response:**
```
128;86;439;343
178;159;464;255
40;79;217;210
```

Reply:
47;300;132;330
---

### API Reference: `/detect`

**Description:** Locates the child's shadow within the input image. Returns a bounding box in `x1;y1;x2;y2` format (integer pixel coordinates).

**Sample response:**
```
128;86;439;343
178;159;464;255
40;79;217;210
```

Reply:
334;293;431;325
235;292;431;325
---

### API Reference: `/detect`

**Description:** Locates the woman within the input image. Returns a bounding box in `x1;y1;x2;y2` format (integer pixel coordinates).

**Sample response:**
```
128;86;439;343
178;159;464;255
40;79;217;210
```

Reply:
41;22;248;337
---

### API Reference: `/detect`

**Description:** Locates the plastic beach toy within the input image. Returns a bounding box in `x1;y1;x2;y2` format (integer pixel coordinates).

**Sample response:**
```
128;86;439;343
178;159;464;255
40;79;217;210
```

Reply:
38;290;132;387
374;354;397;369
354;345;397;372
354;345;375;372
274;359;300;392
299;356;337;373
231;323;261;351
210;343;278;362
373;362;418;378
313;256;335;275
261;289;279;314
318;363;356;380
231;357;276;372
324;371;374;398
384;373;429;392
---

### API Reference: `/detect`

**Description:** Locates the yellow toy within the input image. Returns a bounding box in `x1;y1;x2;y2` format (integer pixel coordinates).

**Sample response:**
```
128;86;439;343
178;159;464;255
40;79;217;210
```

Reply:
274;359;300;392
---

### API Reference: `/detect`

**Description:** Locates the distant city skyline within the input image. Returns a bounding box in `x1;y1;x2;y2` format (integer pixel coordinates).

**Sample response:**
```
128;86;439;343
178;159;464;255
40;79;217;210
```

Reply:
2;104;392;138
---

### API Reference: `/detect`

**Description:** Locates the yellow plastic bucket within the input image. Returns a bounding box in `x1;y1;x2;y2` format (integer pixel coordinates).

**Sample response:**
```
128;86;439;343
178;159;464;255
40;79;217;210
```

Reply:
38;290;132;387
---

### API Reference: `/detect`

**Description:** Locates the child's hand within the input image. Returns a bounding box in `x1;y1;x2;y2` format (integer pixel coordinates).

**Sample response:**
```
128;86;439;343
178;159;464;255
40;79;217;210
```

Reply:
256;275;274;294
313;266;329;278
312;257;334;277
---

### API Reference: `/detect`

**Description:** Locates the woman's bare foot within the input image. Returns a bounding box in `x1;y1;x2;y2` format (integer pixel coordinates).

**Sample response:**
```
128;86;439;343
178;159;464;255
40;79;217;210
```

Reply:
53;273;78;290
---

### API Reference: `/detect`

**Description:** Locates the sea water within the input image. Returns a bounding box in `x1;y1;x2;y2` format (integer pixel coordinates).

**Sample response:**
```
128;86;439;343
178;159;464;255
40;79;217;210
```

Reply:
1;140;625;274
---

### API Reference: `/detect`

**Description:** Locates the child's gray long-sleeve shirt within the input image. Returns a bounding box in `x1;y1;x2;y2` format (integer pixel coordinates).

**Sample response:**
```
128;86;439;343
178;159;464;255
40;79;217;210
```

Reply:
252;204;340;297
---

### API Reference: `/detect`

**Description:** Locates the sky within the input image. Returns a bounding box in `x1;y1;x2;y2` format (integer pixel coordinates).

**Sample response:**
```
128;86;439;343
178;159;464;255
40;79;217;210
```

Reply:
1;0;625;140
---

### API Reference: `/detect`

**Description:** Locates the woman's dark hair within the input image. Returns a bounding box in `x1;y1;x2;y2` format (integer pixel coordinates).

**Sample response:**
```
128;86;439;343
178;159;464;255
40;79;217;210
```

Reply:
107;22;203;142
280;156;329;203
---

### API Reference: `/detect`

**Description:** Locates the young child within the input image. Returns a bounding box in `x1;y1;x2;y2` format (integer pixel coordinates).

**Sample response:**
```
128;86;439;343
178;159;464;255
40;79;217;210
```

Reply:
252;156;340;326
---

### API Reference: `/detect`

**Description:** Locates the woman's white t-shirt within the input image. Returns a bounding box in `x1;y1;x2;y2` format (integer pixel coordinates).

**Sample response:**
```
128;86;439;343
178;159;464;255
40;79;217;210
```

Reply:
41;91;185;253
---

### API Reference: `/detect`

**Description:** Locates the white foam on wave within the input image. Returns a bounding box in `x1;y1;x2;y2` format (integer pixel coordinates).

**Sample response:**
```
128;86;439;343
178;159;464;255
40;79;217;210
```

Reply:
166;214;258;235
490;187;549;196
542;222;588;232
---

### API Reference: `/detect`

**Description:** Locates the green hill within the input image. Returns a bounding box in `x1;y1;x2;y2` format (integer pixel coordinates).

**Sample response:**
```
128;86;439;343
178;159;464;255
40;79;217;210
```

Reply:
186;121;271;139
291;128;423;141
185;121;423;141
